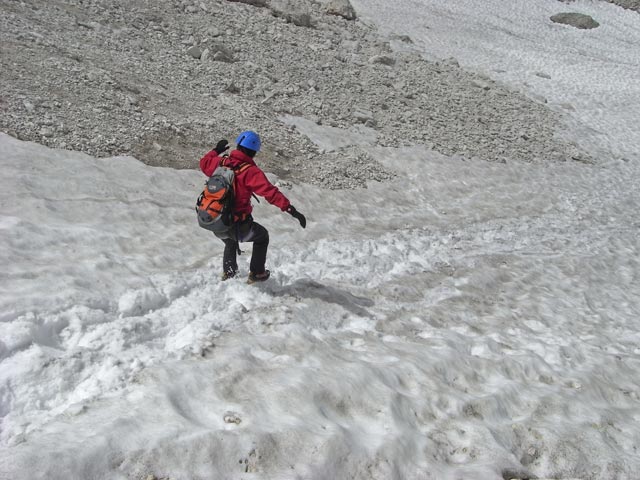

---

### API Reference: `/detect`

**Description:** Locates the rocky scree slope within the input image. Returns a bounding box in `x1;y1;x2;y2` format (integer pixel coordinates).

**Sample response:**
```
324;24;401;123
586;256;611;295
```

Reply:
1;0;588;189
561;0;640;13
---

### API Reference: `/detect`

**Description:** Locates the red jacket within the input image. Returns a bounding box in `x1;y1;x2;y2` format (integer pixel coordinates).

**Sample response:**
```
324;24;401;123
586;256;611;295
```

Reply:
199;149;290;217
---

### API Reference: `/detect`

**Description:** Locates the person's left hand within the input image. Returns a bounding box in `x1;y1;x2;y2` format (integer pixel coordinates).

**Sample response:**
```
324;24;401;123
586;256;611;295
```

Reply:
214;139;229;154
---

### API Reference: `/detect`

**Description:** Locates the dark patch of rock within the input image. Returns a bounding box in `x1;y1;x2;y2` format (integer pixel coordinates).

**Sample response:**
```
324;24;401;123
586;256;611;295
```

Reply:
551;12;600;29
326;0;357;21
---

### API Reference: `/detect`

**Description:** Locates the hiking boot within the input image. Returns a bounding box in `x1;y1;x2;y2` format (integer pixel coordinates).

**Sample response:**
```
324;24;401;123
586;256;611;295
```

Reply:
247;270;270;284
221;270;237;281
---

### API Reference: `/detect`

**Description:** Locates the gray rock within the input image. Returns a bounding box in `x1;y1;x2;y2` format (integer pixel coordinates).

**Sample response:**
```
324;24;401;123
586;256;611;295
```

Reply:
369;54;395;66
195;42;235;63
207;27;222;38
39;127;54;138
273;10;314;28
443;57;460;68
550;12;600;29
339;40;359;52
226;0;268;7
471;79;491;90
392;34;413;44
186;46;202;59
288;12;314;28
225;82;241;94
353;109;375;125
213;50;234;62
271;0;315;27
326;0;357;21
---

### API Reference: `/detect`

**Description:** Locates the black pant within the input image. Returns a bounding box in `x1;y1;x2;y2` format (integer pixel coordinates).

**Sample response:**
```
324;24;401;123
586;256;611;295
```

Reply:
218;217;269;275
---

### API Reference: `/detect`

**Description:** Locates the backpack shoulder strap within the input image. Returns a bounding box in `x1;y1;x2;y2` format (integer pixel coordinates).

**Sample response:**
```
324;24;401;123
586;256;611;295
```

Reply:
235;163;252;174
219;158;251;173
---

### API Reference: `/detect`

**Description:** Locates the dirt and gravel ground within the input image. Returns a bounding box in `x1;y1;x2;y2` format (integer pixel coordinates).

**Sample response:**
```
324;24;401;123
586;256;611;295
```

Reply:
0;0;611;188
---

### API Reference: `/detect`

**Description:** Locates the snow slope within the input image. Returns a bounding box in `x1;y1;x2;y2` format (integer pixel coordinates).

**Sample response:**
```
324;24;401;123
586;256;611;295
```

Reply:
2;1;640;479
2;132;639;478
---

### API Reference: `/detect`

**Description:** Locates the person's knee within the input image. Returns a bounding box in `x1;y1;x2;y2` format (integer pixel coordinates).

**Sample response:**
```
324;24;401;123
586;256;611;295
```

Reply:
260;228;269;245
252;223;269;244
254;234;269;247
222;239;237;249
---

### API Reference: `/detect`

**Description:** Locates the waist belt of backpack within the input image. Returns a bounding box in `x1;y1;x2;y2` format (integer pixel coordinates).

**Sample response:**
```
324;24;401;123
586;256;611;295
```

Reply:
233;212;249;223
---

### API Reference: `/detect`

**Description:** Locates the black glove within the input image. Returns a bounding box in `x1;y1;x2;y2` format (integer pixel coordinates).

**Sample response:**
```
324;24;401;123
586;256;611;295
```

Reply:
287;205;306;229
214;139;229;155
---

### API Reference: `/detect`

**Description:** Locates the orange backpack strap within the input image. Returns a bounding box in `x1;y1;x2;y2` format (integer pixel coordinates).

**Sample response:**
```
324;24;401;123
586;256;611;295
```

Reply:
219;157;251;174
235;162;252;174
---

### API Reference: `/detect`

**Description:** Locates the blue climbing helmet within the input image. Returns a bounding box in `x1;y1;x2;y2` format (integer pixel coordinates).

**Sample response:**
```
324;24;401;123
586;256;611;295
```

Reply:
236;130;261;153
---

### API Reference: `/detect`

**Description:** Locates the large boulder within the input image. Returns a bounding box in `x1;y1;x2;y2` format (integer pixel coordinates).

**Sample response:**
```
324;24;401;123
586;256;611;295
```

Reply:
550;12;600;29
326;0;357;21
270;0;315;27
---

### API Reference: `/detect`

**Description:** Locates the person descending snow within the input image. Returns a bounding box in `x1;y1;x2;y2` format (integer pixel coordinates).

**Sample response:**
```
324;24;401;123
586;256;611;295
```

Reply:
199;130;306;283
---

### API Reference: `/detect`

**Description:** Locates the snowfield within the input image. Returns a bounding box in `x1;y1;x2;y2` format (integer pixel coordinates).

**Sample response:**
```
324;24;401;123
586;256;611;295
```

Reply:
2;0;640;479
